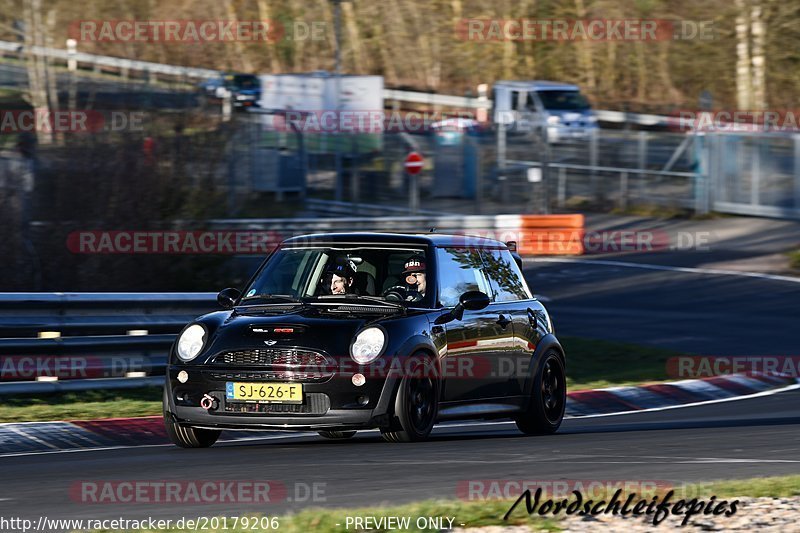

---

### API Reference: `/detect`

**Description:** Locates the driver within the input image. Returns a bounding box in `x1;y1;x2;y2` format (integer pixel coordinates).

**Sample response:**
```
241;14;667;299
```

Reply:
401;254;427;299
328;259;357;295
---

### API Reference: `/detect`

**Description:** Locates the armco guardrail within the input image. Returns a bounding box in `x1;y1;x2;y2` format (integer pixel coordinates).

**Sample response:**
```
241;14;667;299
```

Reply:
0;292;217;338
0;293;218;394
0;334;176;381
0;40;218;80
1;40;668;126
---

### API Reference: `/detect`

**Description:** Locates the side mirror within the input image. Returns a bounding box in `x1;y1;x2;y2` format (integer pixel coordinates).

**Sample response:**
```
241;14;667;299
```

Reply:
459;290;491;311
217;287;241;309
435;290;491;324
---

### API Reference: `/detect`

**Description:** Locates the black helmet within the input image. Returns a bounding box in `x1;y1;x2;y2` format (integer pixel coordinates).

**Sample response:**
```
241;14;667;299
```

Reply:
328;258;357;278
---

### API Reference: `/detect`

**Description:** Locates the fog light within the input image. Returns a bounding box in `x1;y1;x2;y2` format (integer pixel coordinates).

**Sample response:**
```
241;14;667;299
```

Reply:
352;373;365;387
177;370;189;383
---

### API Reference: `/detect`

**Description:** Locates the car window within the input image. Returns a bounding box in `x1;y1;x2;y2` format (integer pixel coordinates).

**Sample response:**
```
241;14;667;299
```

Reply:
244;246;431;306
436;247;491;307
536;90;591;111
480;249;533;302
510;90;525;111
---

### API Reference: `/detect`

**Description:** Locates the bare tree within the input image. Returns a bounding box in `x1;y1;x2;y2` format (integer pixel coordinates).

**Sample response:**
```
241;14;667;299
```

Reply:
735;0;752;109
22;0;53;144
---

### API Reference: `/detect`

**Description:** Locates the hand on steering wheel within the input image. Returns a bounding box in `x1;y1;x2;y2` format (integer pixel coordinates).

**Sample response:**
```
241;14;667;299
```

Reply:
382;285;424;303
382;285;409;302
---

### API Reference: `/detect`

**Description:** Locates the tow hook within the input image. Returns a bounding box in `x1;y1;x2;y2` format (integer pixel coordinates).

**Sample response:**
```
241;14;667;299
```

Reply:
200;393;217;410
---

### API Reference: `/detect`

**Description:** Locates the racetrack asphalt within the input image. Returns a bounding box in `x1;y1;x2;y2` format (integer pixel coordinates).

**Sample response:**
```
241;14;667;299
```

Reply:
526;258;800;355
0;259;797;527
0;387;797;524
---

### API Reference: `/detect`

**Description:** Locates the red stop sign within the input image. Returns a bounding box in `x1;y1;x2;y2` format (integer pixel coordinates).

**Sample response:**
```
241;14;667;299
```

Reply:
404;151;424;175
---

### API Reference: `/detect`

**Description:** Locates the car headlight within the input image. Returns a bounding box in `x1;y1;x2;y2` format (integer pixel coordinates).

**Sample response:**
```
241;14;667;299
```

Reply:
350;327;386;364
177;324;206;362
547;115;561;125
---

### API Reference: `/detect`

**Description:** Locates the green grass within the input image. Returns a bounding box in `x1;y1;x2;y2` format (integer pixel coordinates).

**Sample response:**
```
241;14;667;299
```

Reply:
0;386;163;423
788;249;800;271
1;336;685;423
560;335;683;390
91;498;560;533
711;475;800;498
90;475;800;532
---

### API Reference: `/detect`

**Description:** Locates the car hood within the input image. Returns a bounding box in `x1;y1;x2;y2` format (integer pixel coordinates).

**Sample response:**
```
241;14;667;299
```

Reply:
190;304;408;363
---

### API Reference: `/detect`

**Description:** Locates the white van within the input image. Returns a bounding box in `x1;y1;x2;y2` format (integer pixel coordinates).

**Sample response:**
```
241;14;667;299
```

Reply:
492;80;597;141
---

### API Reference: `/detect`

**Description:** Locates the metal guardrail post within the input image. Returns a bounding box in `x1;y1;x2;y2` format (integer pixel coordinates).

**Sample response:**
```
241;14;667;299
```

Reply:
694;133;710;215
470;135;482;215
558;167;566;209
620;171;629;211
637;131;647;170
539;129;552;214
751;135;761;206
589;128;599;201
497;124;508;203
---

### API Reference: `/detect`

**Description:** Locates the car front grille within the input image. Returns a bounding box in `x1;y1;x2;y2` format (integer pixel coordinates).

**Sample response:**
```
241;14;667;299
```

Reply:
214;348;332;368
208;370;331;383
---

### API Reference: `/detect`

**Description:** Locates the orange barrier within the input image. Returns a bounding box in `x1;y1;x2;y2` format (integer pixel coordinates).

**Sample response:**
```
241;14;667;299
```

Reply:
516;214;585;256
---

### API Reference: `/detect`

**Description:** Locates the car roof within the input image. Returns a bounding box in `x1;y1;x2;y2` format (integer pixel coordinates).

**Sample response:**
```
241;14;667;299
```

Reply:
495;80;580;91
281;232;508;249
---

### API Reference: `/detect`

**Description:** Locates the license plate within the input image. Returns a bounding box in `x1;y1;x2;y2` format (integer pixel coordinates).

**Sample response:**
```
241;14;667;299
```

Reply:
225;382;303;403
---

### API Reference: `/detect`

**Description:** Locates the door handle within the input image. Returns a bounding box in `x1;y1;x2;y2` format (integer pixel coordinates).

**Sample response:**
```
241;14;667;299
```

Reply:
496;314;511;329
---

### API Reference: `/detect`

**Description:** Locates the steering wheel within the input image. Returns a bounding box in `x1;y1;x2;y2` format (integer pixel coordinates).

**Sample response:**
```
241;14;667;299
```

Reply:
382;285;423;303
382;285;409;302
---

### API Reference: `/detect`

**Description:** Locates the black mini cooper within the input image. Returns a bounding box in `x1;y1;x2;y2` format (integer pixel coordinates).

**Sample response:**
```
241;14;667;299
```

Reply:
163;233;566;446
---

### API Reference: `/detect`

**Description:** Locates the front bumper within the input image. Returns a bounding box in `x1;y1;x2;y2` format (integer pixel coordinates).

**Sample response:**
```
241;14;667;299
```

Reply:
165;366;397;431
547;125;597;142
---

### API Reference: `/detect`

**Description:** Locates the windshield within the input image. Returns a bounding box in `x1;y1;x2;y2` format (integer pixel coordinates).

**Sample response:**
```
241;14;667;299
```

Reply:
225;75;259;89
242;246;431;307
536;90;591;111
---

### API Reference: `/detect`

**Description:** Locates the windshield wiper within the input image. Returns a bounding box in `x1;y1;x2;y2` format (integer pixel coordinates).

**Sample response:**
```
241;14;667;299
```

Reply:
240;294;306;305
317;294;406;311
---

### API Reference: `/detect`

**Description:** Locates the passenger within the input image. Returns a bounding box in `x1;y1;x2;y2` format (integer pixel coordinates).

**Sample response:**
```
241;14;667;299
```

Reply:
329;260;357;295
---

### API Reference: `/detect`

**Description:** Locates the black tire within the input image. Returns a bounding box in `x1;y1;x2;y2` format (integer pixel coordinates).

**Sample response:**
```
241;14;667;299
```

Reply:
318;430;357;440
163;388;221;448
515;350;566;435
381;354;439;443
